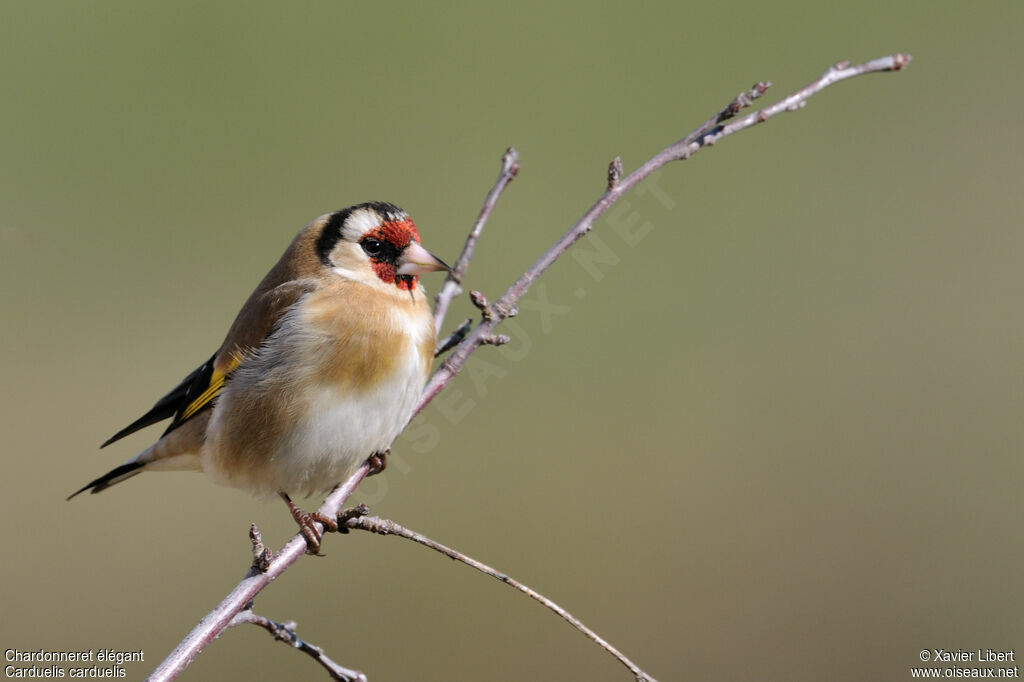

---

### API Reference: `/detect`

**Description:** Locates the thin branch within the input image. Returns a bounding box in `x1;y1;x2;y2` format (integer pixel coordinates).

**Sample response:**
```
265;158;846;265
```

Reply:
149;54;910;681
230;609;367;682
347;514;658;682
146;466;369;682
433;146;519;336
414;53;911;417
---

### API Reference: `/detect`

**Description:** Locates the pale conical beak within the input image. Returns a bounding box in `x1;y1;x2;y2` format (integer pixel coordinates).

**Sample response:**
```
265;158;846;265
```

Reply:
396;241;450;275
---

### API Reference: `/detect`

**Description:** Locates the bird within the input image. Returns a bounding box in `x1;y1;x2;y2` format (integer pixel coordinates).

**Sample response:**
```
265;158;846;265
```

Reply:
69;201;449;553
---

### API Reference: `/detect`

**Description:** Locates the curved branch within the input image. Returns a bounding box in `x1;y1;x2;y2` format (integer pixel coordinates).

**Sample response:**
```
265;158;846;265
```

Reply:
347;514;659;682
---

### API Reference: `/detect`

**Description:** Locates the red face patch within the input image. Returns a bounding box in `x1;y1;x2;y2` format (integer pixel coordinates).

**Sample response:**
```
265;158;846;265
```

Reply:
368;218;420;250
367;218;420;290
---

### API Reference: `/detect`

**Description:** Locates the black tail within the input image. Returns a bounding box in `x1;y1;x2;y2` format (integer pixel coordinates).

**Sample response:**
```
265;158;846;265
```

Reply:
67;461;145;500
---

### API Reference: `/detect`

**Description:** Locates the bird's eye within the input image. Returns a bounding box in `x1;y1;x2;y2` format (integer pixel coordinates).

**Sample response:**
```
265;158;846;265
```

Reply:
361;238;384;257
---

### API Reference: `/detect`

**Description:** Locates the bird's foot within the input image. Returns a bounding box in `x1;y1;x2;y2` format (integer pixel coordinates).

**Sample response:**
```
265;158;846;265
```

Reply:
280;492;337;555
366;449;389;476
280;494;372;553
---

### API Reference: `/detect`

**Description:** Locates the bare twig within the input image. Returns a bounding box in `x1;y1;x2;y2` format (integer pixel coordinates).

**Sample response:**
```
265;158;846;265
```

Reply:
433;146;519;336
148;54;910;681
414;53;911;417
230;609;367;682
347;514;659;682
147;467;369;681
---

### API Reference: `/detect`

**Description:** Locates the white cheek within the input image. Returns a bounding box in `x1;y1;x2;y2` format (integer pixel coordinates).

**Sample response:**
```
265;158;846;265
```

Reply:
332;265;364;280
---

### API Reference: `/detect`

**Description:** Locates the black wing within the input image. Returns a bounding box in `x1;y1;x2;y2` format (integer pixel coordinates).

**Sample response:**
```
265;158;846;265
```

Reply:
100;352;218;448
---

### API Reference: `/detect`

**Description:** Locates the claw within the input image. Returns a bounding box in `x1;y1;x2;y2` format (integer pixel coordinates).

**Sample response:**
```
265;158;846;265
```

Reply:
281;492;336;555
366;449;389;476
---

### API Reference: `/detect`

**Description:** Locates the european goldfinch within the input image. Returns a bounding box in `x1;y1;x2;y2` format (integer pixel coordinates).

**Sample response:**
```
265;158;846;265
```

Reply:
70;202;448;552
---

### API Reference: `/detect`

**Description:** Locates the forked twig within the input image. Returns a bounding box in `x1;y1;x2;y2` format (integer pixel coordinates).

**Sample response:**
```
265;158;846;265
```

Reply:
230;609;367;682
433;147;520;336
417;54;912;415
147;468;370;681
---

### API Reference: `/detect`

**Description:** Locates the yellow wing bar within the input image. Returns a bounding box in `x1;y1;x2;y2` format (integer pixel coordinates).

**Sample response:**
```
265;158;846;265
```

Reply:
180;355;241;421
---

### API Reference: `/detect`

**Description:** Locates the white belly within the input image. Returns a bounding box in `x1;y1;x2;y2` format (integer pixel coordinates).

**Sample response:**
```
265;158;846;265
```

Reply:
200;299;431;498
271;347;425;497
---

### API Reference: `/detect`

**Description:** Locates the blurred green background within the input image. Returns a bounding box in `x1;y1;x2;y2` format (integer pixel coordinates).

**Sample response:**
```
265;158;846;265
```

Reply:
2;2;1022;681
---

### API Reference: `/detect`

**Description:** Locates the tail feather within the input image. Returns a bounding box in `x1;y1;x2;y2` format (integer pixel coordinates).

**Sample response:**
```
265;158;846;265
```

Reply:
66;461;145;500
73;415;207;501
